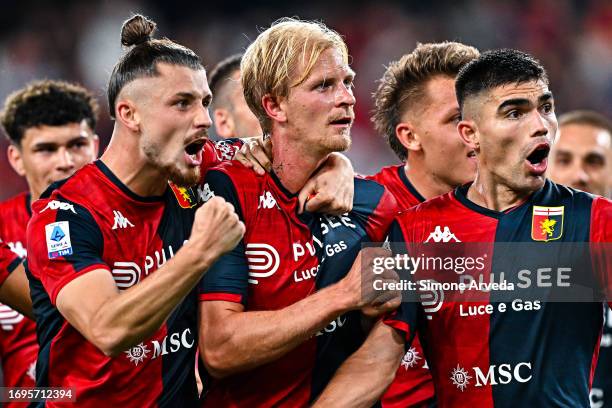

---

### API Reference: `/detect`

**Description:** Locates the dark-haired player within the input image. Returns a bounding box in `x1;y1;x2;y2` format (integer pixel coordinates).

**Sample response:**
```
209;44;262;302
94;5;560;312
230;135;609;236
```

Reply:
26;14;245;407
208;54;261;139
317;49;611;407
0;79;100;402
367;41;479;408
197;18;399;406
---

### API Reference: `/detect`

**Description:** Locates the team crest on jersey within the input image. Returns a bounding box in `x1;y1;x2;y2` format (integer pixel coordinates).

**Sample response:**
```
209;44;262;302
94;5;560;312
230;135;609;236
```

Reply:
169;182;198;208
531;206;564;242
45;221;72;259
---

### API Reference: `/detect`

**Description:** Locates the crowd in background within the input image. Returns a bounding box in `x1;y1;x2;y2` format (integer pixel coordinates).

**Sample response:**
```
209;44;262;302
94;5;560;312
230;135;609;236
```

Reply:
0;0;610;199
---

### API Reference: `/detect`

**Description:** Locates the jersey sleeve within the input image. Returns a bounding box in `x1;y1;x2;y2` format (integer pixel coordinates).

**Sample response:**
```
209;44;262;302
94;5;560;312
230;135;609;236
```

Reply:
198;169;250;305
0;242;21;287
26;198;108;305
352;178;399;243
590;197;612;305
382;219;419;346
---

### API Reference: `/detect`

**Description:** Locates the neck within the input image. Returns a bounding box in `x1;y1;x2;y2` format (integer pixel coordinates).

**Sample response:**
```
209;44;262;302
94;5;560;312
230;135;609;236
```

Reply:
466;171;531;212
100;126;168;197
29;187;42;203
271;134;328;195
405;159;456;200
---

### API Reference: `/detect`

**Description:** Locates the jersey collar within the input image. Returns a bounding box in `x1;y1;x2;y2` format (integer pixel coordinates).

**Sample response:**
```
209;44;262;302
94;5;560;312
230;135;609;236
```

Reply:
397;165;426;203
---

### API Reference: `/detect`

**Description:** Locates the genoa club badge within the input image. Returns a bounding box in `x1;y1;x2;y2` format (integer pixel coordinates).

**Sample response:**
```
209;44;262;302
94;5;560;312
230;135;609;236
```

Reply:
169;182;198;209
531;206;564;242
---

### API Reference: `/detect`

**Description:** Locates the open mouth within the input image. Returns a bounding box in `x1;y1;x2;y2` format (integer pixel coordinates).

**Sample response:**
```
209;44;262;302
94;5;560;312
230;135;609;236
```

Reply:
526;143;550;165
185;139;205;155
525;142;550;175
329;117;353;126
183;138;206;166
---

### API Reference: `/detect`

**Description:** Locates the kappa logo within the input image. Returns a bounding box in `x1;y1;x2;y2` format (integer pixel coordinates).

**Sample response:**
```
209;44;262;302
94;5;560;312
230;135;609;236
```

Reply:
419;279;444;320
40;200;76;214
111;262;141;289
245;243;280;284
198;183;215;203
401;347;422;370
0;305;24;330
26;360;36;381
112;210;134;230
7;241;26;258
425;226;461;242
258;191;278;209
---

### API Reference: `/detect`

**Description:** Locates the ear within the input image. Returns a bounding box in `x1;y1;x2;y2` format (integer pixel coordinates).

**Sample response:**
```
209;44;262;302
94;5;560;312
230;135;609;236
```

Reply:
91;134;100;158
7;144;26;177
457;119;479;151
115;98;140;133
395;121;422;153
213;108;235;138
261;94;287;125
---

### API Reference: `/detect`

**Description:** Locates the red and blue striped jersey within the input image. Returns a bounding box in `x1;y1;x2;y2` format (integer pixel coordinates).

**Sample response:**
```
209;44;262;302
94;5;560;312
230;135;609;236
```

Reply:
385;180;611;408
26;161;200;407
198;161;397;407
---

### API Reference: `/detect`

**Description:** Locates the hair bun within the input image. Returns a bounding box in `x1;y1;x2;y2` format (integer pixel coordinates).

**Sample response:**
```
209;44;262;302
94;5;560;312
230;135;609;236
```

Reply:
121;14;157;47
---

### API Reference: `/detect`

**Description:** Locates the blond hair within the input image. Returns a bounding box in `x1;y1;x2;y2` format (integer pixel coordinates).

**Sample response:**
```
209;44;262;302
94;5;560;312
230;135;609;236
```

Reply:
372;42;479;161
241;17;348;133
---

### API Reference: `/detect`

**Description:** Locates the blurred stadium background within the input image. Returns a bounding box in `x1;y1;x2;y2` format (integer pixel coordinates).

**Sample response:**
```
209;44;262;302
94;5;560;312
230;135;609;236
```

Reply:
0;0;610;200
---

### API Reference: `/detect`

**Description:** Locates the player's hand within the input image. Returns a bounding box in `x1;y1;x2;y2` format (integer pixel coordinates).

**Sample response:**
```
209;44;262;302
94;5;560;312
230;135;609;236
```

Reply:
234;136;272;176
188;196;245;267
298;153;354;215
338;247;401;312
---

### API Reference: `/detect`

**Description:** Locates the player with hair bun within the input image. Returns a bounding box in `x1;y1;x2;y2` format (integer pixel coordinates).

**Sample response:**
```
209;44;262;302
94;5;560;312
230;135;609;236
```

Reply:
25;14;244;407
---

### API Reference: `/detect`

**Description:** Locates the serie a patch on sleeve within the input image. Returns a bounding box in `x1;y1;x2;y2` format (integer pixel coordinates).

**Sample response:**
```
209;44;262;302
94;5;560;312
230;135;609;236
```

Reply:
45;221;73;259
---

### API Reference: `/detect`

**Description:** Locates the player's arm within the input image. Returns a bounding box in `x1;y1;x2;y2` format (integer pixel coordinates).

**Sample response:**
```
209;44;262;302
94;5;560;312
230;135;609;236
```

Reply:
0;243;33;318
313;320;405;408
199;246;398;379
0;262;34;319
31;197;244;357
234;136;355;215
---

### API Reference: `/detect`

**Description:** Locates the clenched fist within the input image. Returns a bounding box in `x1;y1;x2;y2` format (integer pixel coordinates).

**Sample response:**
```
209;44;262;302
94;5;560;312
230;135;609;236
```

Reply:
188;196;245;268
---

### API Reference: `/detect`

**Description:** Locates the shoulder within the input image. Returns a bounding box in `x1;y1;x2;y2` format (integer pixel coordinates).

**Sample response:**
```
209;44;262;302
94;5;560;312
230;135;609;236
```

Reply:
363;164;400;185
201;162;266;221
0;191;28;212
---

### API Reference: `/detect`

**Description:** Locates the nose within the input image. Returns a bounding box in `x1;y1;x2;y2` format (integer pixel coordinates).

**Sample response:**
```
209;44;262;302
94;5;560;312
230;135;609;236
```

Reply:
195;105;212;130
56;147;75;173
335;83;356;107
571;165;590;189
530;111;549;139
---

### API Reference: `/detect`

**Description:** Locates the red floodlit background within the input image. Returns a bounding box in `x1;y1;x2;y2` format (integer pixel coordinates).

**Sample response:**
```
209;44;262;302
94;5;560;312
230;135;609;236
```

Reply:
0;0;610;200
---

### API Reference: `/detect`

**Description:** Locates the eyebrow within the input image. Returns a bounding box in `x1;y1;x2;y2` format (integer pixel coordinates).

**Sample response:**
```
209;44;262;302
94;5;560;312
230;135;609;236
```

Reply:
497;91;554;112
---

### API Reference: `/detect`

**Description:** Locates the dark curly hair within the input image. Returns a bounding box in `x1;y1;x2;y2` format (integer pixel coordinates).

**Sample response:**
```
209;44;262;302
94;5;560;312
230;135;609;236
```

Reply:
1;79;99;146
